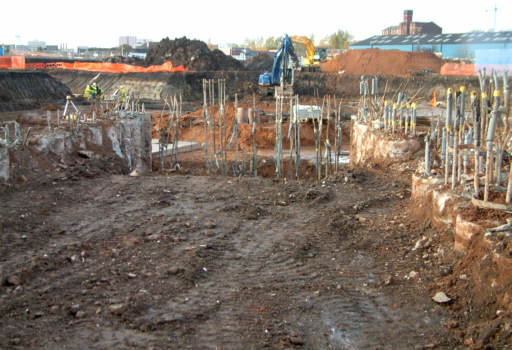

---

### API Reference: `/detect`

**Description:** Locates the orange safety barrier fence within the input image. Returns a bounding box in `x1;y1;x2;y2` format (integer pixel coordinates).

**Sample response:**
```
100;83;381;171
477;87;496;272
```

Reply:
25;63;46;69
2;58;186;73
440;62;475;76
0;56;26;69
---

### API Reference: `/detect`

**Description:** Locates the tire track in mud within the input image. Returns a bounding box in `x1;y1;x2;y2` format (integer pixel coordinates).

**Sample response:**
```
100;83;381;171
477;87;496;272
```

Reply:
0;172;451;349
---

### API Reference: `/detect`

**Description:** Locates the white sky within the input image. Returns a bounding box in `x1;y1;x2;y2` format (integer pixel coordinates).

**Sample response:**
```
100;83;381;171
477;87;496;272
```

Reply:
1;0;510;49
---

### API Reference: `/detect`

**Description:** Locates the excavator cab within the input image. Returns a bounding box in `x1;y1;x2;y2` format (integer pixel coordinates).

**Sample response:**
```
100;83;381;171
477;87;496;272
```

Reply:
258;35;298;97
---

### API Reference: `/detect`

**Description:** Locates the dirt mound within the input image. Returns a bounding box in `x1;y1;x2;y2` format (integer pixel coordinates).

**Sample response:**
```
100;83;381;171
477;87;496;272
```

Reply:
321;49;443;76
144;37;245;71
0;71;71;112
103;56;143;65
244;52;274;72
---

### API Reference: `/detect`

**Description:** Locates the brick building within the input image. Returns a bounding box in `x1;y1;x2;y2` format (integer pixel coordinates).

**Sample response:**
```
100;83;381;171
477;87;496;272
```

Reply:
382;10;442;36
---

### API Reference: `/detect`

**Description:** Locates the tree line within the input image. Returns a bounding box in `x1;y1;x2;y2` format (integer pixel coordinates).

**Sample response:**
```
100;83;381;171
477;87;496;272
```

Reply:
241;30;353;50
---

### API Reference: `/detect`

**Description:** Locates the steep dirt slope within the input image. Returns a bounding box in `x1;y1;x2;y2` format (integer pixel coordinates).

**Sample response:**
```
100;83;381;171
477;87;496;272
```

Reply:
0;71;71;111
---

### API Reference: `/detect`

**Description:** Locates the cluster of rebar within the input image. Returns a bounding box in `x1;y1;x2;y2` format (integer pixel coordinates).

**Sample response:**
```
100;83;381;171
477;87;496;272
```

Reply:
312;96;343;181
199;80;349;180
43;93;147;135
424;70;511;205
0;121;22;148
358;75;423;137
158;95;182;170
202;79;230;175
273;94;346;181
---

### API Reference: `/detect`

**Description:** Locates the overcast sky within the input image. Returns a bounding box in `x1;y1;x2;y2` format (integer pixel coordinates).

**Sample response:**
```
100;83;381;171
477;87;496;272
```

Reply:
1;0;510;48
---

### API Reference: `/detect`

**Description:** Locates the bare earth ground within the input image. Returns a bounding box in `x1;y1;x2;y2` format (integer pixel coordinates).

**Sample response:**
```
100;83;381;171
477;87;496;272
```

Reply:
0;165;468;350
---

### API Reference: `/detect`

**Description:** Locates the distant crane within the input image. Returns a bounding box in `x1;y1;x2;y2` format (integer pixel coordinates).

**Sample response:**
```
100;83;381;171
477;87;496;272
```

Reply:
485;3;498;31
493;3;497;31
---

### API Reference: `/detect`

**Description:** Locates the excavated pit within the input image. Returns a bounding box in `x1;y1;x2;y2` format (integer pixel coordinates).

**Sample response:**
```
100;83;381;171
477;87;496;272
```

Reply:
1;68;511;348
46;70;480;105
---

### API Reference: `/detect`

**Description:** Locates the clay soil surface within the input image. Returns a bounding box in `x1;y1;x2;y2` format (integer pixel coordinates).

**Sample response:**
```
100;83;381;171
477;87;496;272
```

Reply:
1;162;479;349
321;49;443;76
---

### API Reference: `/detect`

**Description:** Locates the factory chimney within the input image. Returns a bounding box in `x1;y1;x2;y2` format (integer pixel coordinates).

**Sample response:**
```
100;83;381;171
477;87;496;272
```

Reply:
403;10;413;35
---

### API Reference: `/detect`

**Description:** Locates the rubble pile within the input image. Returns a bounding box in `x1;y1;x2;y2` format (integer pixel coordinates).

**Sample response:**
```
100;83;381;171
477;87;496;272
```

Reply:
144;37;245;71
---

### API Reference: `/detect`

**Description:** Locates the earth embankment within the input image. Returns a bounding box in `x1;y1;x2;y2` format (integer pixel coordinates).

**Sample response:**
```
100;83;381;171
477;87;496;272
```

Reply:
0;71;71;111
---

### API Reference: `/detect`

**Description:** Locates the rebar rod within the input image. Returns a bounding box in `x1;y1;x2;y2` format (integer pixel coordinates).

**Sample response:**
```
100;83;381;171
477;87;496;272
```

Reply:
202;80;210;171
479;70;487;144
495;144;503;186
451;126;459;190
313;107;320;181
471;92;481;197
459;86;466;136
507;159;512;204
444;88;453;185
383;101;388;130
210;83;217;170
411;103;417;136
325;96;331;177
275;96;283;178
288;97;294;180
335;101;341;173
218;80;224;175
295;96;301;180
424;133;431;176
504;72;510;133
484;90;500;201
463;130;471;176
234;94;239;175
392;103;397;133
252;93;257;177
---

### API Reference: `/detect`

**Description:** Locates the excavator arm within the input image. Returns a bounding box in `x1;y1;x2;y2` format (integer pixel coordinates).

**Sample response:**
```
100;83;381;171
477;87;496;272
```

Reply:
291;36;316;66
258;35;297;87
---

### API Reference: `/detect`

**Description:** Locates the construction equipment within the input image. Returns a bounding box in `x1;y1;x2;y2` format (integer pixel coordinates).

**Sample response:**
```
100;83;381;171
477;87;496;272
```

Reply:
290;36;326;71
258;35;298;97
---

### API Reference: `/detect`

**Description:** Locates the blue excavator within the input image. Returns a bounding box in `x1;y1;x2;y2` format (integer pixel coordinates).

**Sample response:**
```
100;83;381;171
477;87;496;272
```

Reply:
258;35;298;97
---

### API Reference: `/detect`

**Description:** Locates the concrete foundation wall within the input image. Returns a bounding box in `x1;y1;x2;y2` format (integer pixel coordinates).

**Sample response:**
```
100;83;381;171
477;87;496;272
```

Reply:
411;174;501;253
0;113;151;183
350;120;423;167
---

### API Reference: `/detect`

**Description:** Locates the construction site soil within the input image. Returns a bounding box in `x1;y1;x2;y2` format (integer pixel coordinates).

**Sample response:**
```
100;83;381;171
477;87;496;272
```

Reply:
244;52;275;72
2;152;511;349
1;68;510;348
321;49;444;77
144;37;244;71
